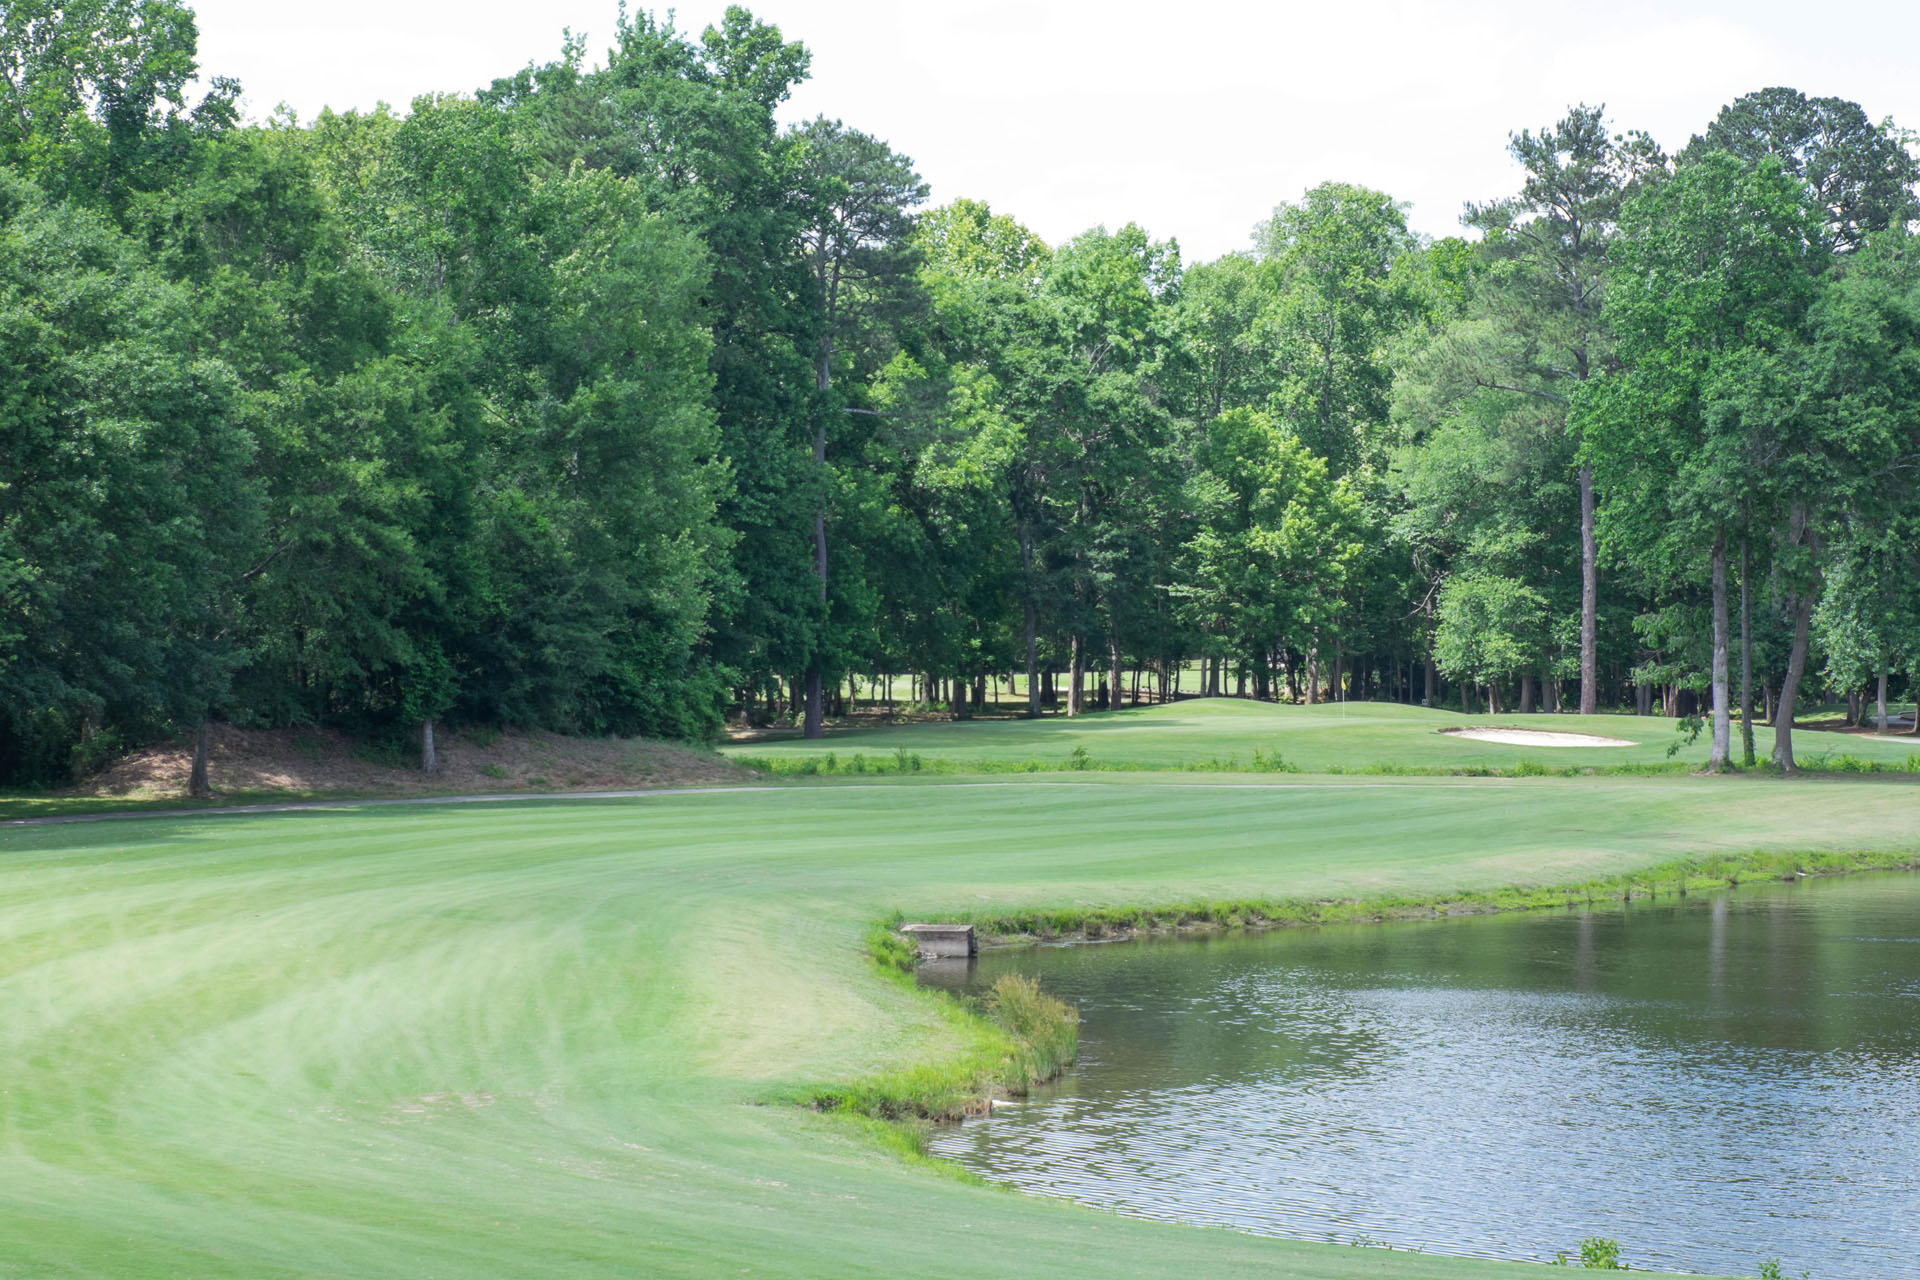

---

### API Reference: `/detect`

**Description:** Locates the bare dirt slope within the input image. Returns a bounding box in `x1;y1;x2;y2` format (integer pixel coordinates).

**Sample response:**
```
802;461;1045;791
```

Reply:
74;725;750;803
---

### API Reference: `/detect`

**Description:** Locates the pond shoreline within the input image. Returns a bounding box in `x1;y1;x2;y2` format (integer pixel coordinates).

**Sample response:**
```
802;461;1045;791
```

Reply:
955;844;1920;949
816;842;1920;1244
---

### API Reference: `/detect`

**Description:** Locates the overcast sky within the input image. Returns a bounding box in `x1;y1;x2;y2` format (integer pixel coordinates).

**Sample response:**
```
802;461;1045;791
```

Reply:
188;0;1920;261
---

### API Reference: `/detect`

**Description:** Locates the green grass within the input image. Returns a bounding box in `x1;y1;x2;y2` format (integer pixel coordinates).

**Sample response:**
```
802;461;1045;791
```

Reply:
725;697;1920;775
5;771;1911;1276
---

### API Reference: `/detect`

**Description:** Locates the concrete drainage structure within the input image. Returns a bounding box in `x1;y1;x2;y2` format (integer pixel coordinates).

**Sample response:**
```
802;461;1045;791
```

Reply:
900;923;976;959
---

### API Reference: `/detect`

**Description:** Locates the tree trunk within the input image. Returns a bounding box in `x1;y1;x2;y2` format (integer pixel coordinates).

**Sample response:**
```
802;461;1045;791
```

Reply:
421;720;439;775
1773;594;1815;774
1020;522;1041;719
1306;648;1319;705
1424;657;1438;708
1739;540;1755;767
1878;668;1889;734
805;662;824;738
1068;637;1084;717
1487;685;1498;716
188;721;212;799
804;316;834;740
1709;535;1730;773
1579;463;1599;715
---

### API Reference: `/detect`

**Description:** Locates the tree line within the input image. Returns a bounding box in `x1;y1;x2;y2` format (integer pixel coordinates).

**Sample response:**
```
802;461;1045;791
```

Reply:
5;2;1918;788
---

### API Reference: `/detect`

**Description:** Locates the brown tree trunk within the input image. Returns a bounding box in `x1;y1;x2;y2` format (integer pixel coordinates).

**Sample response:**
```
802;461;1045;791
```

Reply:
188;722;212;799
804;661;824;740
1069;637;1084;717
1020;522;1041;719
1739;540;1755;767
1709;535;1730;772
1579;463;1599;715
1878;669;1889;734
1773;507;1820;773
1306;648;1319;705
1773;595;1815;773
1424;657;1438;708
421;720;438;775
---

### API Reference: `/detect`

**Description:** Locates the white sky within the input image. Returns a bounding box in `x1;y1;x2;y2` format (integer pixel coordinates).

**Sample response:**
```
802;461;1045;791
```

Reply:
189;0;1920;261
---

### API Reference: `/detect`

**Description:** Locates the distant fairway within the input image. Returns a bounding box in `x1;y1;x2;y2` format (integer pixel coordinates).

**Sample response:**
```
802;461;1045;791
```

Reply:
5;771;1917;1277
724;696;1920;773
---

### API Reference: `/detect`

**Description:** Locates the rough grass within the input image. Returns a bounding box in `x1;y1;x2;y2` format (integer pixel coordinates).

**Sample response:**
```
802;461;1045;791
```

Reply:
6;771;1885;1276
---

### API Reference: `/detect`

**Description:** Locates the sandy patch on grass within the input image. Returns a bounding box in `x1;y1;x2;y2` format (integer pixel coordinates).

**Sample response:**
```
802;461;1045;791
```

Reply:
1442;727;1634;748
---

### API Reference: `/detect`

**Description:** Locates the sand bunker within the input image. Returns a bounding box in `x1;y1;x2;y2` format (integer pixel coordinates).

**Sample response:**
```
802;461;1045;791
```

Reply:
1442;727;1634;748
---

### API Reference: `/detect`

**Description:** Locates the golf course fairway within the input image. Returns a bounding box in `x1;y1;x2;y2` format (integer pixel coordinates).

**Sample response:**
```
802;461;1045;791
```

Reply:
722;697;1920;774
6;764;1917;1276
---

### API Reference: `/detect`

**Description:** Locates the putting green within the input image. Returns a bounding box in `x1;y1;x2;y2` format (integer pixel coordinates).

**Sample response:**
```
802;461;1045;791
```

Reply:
5;773;1911;1276
723;697;1920;774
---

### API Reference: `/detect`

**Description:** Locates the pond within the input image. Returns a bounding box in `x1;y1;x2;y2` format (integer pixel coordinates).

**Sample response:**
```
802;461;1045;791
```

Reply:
924;873;1920;1277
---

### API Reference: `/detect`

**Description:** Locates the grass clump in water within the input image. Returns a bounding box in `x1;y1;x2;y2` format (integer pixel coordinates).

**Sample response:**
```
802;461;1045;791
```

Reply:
985;973;1078;1093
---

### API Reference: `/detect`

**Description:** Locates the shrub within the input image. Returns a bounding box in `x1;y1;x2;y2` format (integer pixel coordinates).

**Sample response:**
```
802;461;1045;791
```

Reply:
1550;1237;1627;1269
1250;746;1299;773
986;973;1078;1091
866;924;918;975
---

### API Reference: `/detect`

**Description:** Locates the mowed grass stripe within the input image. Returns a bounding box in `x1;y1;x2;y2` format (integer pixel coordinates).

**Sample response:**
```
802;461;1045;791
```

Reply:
6;776;1908;1276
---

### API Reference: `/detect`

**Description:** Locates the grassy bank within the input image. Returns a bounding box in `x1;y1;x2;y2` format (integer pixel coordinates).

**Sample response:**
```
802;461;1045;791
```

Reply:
6;772;1912;1275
